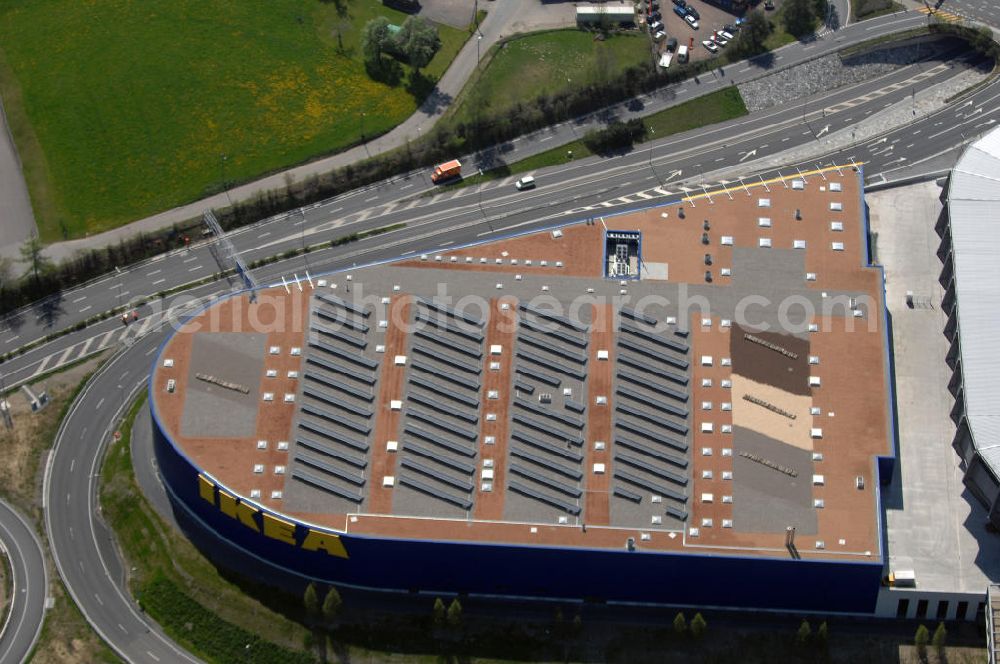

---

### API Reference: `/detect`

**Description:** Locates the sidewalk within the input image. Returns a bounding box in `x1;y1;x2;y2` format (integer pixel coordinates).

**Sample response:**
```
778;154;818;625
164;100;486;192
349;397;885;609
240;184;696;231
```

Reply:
33;0;545;264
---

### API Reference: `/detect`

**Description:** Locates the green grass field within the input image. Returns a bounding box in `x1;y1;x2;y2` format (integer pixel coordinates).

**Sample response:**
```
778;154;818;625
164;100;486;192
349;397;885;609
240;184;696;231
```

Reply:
0;0;470;241
453;30;654;123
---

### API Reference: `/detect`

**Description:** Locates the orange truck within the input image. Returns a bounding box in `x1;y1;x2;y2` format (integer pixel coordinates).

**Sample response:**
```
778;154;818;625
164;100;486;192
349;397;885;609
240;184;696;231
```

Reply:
431;159;462;184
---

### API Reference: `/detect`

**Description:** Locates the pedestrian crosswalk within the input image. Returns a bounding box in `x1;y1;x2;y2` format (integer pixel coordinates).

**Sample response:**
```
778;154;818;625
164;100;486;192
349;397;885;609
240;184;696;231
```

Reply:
916;6;964;22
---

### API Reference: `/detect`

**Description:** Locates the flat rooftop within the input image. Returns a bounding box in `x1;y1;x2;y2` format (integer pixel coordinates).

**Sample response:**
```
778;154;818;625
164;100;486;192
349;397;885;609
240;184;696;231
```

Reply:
153;165;892;563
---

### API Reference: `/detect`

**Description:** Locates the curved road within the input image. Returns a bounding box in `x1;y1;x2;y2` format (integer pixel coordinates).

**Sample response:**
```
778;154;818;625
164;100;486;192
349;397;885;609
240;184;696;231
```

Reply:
37;10;1000;664
0;499;46;664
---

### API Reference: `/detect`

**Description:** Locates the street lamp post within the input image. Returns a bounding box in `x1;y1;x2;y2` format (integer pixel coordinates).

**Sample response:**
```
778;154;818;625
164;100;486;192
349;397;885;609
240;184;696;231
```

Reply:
477;169;494;234
360;112;372;159
648;127;663;187
477;34;482;66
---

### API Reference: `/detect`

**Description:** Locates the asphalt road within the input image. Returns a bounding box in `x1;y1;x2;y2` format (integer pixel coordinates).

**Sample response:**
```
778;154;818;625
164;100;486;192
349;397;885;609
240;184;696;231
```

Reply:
0;499;46;664
0;10;982;371
29;10;1000;664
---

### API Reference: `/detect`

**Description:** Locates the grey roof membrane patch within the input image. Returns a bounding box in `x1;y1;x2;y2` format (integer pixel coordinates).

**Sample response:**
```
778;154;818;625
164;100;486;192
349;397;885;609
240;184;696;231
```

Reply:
181;332;265;439
731;426;817;534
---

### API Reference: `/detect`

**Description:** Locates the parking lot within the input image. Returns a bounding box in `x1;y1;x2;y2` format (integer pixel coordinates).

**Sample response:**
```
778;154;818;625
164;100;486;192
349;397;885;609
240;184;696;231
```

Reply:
640;0;752;64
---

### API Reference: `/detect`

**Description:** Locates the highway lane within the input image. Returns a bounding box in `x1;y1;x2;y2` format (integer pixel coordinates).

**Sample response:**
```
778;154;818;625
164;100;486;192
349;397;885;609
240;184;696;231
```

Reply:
0;499;46;664
0;10;945;354
0;50;989;389
44;331;202;664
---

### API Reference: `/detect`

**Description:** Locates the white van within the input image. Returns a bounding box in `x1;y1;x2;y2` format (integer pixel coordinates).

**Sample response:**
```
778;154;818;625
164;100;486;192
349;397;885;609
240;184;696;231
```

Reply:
515;175;536;191
677;43;689;64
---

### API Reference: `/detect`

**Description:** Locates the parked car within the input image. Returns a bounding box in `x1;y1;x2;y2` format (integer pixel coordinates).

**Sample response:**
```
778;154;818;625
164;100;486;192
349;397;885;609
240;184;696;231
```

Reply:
719;29;735;40
672;0;686;7
684;14;699;28
723;23;740;33
673;4;688;18
712;31;728;45
654;30;667;41
515;176;536;191
649;20;664;31
666;36;679;51
649;10;662;21
685;5;700;19
702;39;718;52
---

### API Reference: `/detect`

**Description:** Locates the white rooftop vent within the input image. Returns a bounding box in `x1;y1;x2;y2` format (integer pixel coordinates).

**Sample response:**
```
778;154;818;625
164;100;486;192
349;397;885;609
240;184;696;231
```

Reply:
809;355;820;365
490;344;503;355
721;424;733;434
283;393;295;403
383;475;395;488
515;274;522;281
721;448;732;457
551;229;563;238
640;532;652;542
287;370;299;379
701;423;714;433
721;235;734;246
253;464;264;474
721;379;732;388
481;482;493;492
689;528;700;537
721;357;732;367
558;515;568;524
721;319;732;328
721;267;732;276
162;358;174;368
815;540;826;550
722;470;733;480
831;242;845;251
722;495;733;504
595;396;608;405
375;344;386;353
702;470;714;479
809;376;821;387
793;240;807;249
701;378;713;387
701;317;712;327
702;447;713;456
722;519;734;528
486;413;497;421
274;465;285;475
485;435;496;445
808;323;819;332
262;392;274;402
701;518;713;528
390;400;402;410
555;260;564;268
290;347;302;356
594;441;606;451
701;401;713;411
597;349;609;360
829;182;842;191
758;198;771;208
814;499;825;508
830;221;844;231
250;489;261;498
813;474;825;486
830;202;843;211
487;390;499;400
385;440;399;453
378;320;388;329
758;217;772;228
593;463;606;474
701;493;714;503
759;238;772;248
806;272;817;281
812;452;824;461
652;515;663;525
394;355;407;366
811;428;823;439
701;356;713;366
269;346;280;355
257;440;268;450
721;402;732;412
482;468;495;481
435;255;443;262
271;490;283;500
490;361;501;371
811;406;821;415
265;369;277;378
791;179;805;190
277;441;289;451
166;379;176;393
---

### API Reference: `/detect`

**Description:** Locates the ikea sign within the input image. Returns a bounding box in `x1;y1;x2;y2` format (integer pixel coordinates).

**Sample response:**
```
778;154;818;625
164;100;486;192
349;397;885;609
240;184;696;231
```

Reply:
198;474;349;558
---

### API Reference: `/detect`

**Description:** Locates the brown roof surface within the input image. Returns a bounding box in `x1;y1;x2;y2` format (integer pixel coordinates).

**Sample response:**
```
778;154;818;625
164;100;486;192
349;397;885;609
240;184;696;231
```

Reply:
153;166;890;562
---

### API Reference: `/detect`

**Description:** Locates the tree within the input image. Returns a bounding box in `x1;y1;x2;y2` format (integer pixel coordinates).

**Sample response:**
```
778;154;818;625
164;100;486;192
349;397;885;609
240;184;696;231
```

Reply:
728;10;772;59
783;0;819;38
816;621;829;648
446;598;463;629
322;586;342;626
914;624;930;662
303;582;319;619
19;235;52;285
673;612;687;636
433;597;447;626
932;622;947;659
362;17;392;66
397;16;441;72
690;612;707;639
796;619;812;646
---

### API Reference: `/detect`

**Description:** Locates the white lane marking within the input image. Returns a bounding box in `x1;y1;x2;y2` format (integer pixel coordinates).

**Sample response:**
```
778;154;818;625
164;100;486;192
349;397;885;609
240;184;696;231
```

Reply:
183;256;198;263
95;397;105;410
95;593;104;606
79;306;92;313
147;270;161;276
188;265;202;272
152;278;166;285
80;335;95;355
147;651;161;661
365;195;378;202
400;184;413;190
32;353;53;377
70;459;75;473
258;232;270;239
72;296;87;303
